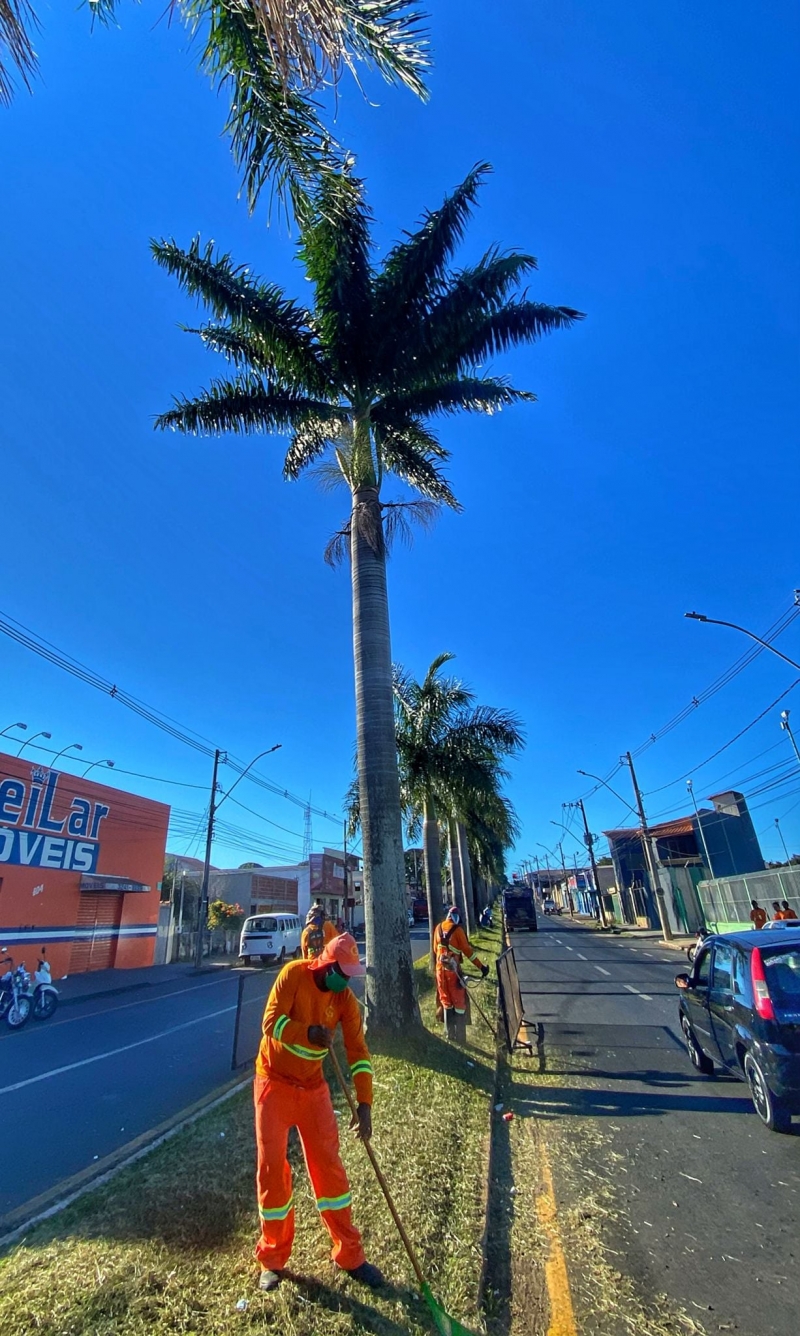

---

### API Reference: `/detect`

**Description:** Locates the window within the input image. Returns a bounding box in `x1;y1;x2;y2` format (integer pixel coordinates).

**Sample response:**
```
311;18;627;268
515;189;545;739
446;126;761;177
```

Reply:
252;917;277;934
732;950;749;1001
712;943;733;993
695;948;711;987
762;949;800;1008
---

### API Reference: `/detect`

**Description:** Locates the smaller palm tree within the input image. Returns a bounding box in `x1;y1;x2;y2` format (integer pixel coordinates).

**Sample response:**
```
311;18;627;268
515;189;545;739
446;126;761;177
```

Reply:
393;653;524;949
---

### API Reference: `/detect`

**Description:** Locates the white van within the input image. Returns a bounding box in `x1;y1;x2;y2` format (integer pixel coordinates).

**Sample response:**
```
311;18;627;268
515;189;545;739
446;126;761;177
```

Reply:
239;913;302;966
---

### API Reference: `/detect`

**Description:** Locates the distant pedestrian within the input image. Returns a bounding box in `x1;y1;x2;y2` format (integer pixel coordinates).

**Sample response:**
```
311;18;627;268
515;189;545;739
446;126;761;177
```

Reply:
772;901;785;921
750;901;768;930
781;900;798;921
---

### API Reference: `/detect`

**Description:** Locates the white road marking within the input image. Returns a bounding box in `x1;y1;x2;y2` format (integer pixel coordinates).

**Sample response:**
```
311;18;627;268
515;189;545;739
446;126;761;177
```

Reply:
0;1005;237;1096
565;945;574;952
624;984;653;1001
594;966;611;976
21;976;238;1033
577;953;587;960
642;951;653;957
553;938;563;945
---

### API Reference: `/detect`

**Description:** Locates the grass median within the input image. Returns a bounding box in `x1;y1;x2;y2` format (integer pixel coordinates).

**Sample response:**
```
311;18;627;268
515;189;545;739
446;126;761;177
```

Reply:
1;925;502;1336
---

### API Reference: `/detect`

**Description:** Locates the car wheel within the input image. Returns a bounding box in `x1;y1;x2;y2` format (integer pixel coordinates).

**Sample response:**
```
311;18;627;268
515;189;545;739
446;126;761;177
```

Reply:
278;948;286;965
680;1014;715;1076
744;1052;793;1133
260;955;272;966
241;956;251;967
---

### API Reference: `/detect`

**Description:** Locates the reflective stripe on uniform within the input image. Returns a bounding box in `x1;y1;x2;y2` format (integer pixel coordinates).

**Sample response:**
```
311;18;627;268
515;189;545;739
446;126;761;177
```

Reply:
316;1191;352;1212
349;1060;372;1077
259;1195;294;1221
283;1042;327;1061
273;1014;290;1041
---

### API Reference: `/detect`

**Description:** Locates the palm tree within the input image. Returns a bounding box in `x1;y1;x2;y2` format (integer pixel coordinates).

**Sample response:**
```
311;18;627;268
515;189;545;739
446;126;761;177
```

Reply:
393;652;524;952
151;165;580;1030
1;2;428;210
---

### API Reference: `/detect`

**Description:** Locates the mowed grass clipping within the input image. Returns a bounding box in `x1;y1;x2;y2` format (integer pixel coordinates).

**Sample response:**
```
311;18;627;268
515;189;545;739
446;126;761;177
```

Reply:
1;927;502;1336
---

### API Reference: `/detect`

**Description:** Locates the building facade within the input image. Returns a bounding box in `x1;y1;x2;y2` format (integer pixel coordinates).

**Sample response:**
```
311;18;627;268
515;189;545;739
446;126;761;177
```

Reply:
0;750;170;975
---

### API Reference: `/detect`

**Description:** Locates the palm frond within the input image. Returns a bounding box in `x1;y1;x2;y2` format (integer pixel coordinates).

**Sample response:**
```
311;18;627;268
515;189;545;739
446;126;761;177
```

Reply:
375;162;491;315
324;520;352;567
283;414;347;478
437;299;585;378
152;237;325;389
340;0;429;98
377;430;460;508
381;376;535;419
155;375;343;437
381;498;441;552
299;169;373;384
0;0;37;105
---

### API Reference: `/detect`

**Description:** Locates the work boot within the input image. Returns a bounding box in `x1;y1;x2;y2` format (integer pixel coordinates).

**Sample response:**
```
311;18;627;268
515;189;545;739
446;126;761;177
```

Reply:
343;1261;385;1288
258;1269;283;1292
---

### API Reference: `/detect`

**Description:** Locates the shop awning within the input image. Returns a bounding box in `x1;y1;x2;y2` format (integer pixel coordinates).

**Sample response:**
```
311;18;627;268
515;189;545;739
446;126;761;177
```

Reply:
79;874;151;894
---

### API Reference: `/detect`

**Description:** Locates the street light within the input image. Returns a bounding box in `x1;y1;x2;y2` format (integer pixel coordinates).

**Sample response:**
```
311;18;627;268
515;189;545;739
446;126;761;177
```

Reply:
684;609;800;673
50;742;83;768
82;758;115;778
686;780;715;879
780;710;800;767
0;722;26;740
17;730;51;757
775;818;792;865
577;769;640;819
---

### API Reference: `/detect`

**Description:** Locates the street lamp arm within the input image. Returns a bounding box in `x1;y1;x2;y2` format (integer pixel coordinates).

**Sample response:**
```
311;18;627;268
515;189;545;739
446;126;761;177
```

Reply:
577;770;639;820
684;612;800;673
216;744;282;813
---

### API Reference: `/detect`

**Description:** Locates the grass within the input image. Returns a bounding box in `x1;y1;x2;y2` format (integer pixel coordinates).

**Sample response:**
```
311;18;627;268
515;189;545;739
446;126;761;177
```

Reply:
0;926;503;1336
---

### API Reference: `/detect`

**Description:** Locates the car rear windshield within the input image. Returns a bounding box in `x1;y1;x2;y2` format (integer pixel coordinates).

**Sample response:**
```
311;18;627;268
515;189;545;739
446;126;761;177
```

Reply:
762;948;800;1008
246;917;277;933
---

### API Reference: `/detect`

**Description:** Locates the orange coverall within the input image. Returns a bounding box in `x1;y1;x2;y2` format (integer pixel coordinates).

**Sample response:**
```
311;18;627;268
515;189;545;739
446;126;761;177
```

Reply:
254;960;372;1272
750;906;768;930
301;919;338;959
433;917;485;1016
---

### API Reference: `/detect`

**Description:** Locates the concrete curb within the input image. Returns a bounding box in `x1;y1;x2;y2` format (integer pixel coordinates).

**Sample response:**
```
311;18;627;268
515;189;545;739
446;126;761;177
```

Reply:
58;963;238;1009
0;1074;252;1250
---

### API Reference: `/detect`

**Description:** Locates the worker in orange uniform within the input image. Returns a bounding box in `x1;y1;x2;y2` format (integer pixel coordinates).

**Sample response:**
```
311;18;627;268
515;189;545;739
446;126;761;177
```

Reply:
750;901;768;930
301;903;339;959
781;900;798;920
253;932;382;1293
433;905;489;1043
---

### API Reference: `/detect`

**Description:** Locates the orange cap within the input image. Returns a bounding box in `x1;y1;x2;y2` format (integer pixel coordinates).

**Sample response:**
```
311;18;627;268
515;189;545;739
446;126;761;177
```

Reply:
308;931;366;977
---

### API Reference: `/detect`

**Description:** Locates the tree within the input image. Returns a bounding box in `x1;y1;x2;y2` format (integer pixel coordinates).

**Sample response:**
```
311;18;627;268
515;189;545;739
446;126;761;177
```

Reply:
0;1;428;212
393;652;524;950
152;165;580;1030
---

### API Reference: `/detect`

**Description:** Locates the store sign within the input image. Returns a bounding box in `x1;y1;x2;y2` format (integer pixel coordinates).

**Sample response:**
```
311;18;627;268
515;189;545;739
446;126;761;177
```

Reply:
0;767;110;872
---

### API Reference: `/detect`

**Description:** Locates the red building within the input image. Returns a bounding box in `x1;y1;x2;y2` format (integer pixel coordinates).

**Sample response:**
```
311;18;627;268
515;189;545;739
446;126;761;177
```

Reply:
0;750;170;976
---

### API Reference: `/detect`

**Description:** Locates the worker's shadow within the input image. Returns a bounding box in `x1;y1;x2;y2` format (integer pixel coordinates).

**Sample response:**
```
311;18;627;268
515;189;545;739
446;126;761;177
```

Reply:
281;1269;433;1335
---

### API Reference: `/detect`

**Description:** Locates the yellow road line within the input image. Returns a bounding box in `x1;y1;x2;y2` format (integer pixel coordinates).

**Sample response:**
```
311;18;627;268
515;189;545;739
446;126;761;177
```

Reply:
536;1142;577;1336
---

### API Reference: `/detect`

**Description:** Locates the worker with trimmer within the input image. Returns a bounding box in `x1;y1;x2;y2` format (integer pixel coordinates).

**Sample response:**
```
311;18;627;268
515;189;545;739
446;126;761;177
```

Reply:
253;931;383;1293
433;905;489;1042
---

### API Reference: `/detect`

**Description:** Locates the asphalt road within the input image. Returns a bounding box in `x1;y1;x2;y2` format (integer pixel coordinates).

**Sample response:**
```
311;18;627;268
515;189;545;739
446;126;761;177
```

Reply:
512;917;800;1336
1;928;430;1221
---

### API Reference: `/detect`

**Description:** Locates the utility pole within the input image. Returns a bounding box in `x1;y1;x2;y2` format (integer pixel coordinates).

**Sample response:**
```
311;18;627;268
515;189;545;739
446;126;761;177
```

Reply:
624;751;672;941
775;818;791;865
686;780;715;879
576;798;609;928
195;749;222;968
781;710;800;767
343;818;349;932
558;841;574;917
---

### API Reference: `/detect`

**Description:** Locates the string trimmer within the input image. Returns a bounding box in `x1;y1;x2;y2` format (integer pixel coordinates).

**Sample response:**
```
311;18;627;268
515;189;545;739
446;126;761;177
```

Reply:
328;1047;475;1336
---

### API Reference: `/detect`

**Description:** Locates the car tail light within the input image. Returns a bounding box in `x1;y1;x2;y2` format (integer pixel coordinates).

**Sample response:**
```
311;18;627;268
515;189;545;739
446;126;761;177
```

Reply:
750;948;776;1021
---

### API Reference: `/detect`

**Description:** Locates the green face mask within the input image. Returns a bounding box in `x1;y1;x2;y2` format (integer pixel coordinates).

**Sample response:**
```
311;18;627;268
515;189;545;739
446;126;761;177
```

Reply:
325;967;349;993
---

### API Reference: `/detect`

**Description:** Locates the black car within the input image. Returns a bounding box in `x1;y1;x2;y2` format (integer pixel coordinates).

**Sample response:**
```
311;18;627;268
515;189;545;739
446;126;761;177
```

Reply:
675;928;800;1133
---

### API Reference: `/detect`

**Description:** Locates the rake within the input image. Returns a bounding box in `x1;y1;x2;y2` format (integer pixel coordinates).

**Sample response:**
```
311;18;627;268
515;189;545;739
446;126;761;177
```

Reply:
328;1047;475;1336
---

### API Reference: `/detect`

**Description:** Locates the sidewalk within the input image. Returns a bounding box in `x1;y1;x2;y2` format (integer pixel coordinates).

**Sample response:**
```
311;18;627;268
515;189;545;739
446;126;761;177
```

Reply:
609;926;694;951
56;959;235;1007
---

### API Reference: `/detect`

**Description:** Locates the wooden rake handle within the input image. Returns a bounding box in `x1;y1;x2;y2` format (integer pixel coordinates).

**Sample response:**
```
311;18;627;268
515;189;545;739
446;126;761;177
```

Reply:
327;1046;426;1288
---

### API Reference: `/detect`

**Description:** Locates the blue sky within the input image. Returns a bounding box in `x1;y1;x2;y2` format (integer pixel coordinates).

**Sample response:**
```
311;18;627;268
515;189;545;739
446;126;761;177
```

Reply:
2;1;799;870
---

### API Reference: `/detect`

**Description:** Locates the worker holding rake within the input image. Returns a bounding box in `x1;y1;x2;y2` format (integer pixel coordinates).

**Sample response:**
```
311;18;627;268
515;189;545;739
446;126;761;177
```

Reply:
253;932;383;1292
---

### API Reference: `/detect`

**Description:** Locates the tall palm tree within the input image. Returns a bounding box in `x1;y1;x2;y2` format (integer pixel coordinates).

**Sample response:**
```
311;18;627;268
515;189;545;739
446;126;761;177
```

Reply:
393;652;525;952
151;166;580;1030
1;2;428;210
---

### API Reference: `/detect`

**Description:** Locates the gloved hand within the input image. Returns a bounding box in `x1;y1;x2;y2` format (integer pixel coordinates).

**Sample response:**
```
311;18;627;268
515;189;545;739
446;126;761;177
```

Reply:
480;963;490;979
307;1025;334;1048
349;1103;372;1141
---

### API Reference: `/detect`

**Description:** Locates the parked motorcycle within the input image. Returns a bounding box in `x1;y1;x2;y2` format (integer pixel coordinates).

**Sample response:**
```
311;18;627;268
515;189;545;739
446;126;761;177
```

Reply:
31;953;59;1020
0;949;32;1029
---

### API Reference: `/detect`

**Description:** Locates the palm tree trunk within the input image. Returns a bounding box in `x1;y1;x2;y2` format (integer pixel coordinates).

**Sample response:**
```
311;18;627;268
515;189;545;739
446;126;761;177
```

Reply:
448;818;470;929
350;483;419;1032
422;793;445;961
458;822;478;928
